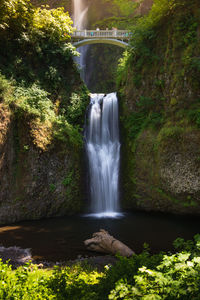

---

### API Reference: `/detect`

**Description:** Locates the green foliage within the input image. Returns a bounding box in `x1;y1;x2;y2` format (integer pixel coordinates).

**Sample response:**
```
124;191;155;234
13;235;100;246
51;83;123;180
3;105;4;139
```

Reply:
61;169;83;209
94;0;139;29
124;111;146;139
123;108;163;141
173;234;200;253
66;92;88;125
0;0;34;38
48;265;103;299
0;261;53;299
13;84;54;121
62;171;74;186
53;116;83;148
0;73;14;103
117;0;200;87
117;50;130;87
108;235;200;300
187;108;200;128
0;0;79;86
136;96;155;110
0;73;87;149
157;126;184;143
1;236;200;299
49;183;56;192
32;6;73;42
0;0;89;151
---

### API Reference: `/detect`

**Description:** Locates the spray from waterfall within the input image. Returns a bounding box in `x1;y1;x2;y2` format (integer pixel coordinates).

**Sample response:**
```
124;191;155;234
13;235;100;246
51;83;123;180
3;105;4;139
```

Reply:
73;0;88;79
73;0;88;30
85;93;122;218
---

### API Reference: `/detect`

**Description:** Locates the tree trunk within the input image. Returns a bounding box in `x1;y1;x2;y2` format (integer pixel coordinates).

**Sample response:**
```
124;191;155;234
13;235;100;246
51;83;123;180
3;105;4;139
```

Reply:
84;229;134;257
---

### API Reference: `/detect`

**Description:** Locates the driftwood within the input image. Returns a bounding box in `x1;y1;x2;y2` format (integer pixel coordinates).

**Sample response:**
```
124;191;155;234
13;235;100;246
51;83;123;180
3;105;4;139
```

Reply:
84;229;134;257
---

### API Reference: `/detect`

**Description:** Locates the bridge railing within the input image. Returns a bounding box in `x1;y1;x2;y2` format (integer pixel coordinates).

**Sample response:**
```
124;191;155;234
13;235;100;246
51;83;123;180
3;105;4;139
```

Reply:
72;30;131;40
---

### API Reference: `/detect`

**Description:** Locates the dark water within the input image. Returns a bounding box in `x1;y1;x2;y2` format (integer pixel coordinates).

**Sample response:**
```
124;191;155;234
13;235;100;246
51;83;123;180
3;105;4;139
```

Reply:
0;212;200;262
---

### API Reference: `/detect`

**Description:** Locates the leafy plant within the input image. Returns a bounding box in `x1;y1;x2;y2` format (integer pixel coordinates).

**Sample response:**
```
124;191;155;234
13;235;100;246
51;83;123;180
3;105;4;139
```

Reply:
0;74;14;103
66;92;88;125
0;236;200;299
14;84;55;121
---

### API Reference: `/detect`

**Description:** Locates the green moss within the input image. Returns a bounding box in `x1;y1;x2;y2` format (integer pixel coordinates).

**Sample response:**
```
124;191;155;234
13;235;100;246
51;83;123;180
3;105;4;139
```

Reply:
157;126;184;144
154;188;180;205
170;97;177;106
49;184;56;192
183;201;198;208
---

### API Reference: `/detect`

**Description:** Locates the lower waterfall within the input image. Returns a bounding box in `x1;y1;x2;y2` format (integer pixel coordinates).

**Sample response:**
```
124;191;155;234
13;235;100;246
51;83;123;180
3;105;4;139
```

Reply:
85;92;122;218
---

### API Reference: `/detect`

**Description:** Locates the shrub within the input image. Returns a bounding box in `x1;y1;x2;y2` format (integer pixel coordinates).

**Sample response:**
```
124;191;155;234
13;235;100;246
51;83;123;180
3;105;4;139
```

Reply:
66;93;87;124
0;236;200;299
0;74;13;103
13;84;55;121
187;108;200;128
157;126;184;143
48;265;103;299
0;261;53;299
53;116;83;148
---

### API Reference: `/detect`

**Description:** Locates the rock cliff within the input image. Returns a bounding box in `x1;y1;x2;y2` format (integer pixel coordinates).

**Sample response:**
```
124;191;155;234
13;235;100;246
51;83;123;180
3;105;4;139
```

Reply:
0;76;88;224
119;0;200;214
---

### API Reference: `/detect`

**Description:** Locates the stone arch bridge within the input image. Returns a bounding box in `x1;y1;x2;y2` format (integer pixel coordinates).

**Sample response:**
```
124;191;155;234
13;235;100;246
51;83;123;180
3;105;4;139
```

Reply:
71;30;131;48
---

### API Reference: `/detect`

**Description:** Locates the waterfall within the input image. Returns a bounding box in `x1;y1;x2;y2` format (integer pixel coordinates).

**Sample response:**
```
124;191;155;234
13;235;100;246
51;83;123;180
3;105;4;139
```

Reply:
85;93;122;218
73;1;122;218
73;0;88;79
73;0;88;30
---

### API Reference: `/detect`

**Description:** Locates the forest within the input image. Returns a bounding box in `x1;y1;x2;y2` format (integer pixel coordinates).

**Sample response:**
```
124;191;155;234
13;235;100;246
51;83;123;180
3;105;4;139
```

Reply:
0;0;200;298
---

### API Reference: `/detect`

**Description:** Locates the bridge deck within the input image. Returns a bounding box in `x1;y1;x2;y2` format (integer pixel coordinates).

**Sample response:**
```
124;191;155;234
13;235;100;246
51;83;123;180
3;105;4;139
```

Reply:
72;30;131;40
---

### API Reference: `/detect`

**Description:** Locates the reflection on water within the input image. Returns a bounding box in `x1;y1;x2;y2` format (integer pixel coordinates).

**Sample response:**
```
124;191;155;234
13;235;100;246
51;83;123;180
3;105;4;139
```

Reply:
0;212;200;262
84;212;124;218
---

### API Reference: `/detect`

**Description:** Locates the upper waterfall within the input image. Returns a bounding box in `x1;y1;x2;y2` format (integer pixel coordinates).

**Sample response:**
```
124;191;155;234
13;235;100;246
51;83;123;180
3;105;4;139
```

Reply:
73;0;89;81
73;0;88;30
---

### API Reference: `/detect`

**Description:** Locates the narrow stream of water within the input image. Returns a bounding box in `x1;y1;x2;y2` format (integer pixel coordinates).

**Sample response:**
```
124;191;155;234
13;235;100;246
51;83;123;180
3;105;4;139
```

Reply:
73;0;89;79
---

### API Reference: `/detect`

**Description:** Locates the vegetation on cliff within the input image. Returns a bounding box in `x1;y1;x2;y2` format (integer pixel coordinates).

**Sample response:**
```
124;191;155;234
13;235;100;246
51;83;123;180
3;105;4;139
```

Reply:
84;0;153;93
90;0;139;29
1;235;200;299
117;0;200;214
84;0;146;93
0;0;88;148
0;0;89;221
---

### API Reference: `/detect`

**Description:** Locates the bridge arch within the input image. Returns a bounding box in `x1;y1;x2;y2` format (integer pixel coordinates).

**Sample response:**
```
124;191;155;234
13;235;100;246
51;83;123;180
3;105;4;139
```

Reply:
73;38;128;49
71;30;130;49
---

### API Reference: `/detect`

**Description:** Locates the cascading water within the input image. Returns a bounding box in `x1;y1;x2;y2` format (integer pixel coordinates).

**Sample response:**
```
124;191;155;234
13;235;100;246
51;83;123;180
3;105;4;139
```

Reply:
73;0;88;79
85;93;122;218
73;1;122;218
73;0;88;30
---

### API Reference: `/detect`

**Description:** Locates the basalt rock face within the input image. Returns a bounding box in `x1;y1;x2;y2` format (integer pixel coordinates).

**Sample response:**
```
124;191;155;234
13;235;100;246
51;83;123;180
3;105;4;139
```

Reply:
119;1;200;215
0;106;85;224
125;129;200;214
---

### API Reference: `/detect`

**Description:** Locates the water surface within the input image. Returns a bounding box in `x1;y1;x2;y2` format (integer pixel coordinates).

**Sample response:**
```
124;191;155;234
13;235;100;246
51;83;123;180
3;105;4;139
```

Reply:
0;212;200;262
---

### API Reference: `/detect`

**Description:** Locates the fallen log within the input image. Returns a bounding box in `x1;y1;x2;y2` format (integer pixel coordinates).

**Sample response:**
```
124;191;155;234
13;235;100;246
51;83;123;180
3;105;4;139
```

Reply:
84;229;134;257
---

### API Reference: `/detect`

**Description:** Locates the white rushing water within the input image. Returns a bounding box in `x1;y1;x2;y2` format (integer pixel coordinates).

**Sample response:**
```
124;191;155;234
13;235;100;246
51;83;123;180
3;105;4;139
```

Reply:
73;1;122;218
73;0;88;78
73;0;88;30
85;93;122;218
